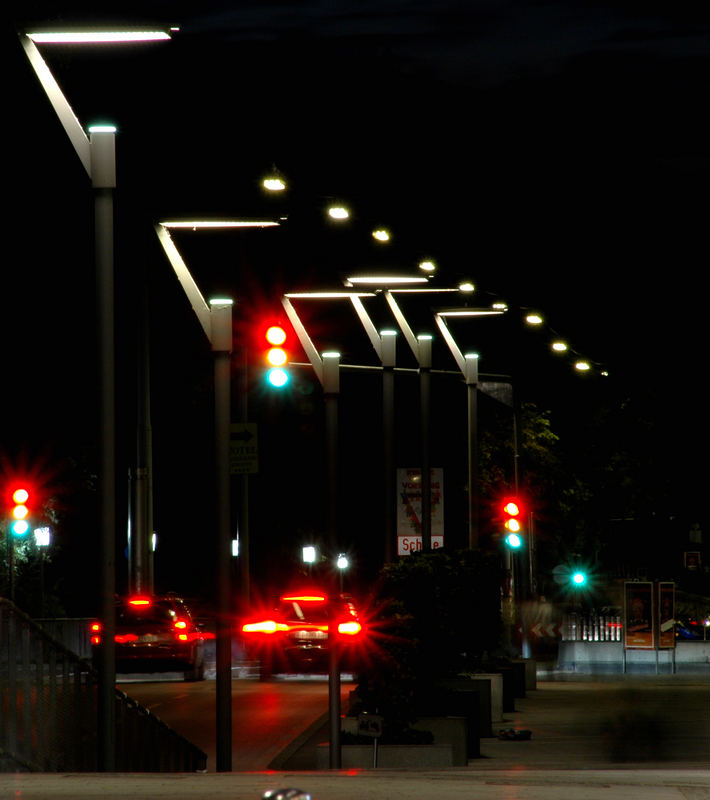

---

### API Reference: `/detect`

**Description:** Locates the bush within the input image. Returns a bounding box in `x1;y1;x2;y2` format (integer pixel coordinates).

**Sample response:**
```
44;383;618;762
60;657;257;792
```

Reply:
352;548;503;740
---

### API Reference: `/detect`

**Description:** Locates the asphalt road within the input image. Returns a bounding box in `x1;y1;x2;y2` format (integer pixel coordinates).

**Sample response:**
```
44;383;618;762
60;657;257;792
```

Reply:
118;675;355;771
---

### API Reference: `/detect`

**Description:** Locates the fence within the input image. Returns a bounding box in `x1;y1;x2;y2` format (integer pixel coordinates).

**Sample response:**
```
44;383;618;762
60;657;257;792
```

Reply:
561;611;623;642
1;598;206;772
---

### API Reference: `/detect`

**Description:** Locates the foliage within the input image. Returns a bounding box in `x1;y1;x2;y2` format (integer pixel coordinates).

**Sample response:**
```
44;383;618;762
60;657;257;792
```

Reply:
353;548;503;739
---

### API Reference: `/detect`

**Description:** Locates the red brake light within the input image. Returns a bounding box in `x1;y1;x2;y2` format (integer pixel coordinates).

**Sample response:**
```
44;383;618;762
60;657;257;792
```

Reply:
174;619;188;629
337;620;362;636
129;596;152;606
242;619;288;634
90;621;102;645
115;634;139;644
280;594;327;603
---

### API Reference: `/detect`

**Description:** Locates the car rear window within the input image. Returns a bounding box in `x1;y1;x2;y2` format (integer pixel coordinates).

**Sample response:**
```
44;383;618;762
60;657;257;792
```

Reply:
117;602;179;627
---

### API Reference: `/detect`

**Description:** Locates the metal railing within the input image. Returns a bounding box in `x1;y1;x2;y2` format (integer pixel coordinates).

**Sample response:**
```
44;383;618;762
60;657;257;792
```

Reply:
1;598;206;772
561;611;623;642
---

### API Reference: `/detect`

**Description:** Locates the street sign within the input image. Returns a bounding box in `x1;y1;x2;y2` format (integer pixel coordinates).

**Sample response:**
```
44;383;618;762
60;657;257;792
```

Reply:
396;467;444;535
357;713;383;738
397;535;444;555
229;423;258;475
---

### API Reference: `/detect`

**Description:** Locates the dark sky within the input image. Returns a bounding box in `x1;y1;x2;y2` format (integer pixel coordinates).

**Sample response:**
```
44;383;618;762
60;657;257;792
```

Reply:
5;1;708;608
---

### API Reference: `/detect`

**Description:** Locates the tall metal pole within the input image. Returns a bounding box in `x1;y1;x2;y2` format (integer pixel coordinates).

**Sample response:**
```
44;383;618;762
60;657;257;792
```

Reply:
418;335;432;551
92;129;117;772
381;332;397;563
130;278;153;595
211;301;234;773
323;353;342;769
464;354;480;549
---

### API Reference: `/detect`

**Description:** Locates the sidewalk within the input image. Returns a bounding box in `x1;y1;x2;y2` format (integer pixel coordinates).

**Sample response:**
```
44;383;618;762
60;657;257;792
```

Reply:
274;674;710;771
4;676;710;799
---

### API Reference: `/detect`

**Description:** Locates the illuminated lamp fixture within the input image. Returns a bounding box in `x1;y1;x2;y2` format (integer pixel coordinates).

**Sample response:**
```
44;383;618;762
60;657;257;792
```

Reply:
345;274;428;286
327;205;350;220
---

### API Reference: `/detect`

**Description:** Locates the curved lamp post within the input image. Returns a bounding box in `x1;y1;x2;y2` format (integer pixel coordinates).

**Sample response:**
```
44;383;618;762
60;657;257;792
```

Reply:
21;26;170;772
155;218;278;772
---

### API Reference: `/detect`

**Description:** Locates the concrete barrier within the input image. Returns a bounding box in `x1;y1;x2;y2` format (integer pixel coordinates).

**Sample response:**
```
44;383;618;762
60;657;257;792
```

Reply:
317;742;455;768
558;641;710;674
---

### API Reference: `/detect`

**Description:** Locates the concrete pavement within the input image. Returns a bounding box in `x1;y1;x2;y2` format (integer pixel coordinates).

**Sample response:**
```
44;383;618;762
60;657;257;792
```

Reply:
4;675;710;799
3;768;710;799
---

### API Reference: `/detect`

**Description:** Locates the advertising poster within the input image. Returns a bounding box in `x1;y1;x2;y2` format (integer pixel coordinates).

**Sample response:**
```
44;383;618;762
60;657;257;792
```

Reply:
624;581;655;649
396;468;444;555
658;581;676;649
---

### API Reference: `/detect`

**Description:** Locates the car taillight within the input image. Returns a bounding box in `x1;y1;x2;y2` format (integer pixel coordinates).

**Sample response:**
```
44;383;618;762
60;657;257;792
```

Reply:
90;621;101;645
129;596;152;606
281;593;327;602
337;620;362;636
115;634;139;644
242;619;288;634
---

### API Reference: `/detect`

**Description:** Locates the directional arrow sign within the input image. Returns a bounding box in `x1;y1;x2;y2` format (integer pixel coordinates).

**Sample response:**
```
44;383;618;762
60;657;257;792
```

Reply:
230;423;258;475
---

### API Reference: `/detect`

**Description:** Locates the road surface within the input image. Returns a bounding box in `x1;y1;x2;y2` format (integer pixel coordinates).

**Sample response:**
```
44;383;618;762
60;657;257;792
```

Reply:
119;675;354;771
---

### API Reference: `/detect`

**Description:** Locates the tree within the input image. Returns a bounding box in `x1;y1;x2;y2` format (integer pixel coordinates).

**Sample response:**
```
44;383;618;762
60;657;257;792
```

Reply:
353;548;503;739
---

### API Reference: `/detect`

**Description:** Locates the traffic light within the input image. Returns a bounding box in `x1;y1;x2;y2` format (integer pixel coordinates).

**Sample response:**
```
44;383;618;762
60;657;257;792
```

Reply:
264;322;290;388
10;486;31;536
571;570;587;587
502;497;523;548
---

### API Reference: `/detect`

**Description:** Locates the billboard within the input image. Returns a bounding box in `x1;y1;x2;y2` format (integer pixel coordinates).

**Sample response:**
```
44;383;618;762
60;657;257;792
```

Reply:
658;581;676;649
396;468;444;555
623;581;655;649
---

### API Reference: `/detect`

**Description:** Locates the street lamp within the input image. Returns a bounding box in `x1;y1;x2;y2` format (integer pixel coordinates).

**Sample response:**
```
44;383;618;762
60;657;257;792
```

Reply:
155;218;278;772
434;307;506;549
21;25;171;772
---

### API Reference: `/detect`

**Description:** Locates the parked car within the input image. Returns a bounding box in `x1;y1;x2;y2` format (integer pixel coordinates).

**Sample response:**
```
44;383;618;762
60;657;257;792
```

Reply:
240;589;365;678
90;594;206;680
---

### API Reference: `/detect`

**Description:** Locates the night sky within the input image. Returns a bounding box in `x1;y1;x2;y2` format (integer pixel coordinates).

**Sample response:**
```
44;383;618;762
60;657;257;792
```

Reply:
4;2;708;613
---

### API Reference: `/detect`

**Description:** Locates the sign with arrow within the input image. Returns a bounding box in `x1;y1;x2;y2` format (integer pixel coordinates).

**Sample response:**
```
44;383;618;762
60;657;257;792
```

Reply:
230;423;258;475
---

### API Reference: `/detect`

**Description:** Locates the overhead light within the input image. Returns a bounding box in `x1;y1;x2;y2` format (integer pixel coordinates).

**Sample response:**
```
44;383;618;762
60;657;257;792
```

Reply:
525;313;544;325
263;177;286;191
574;360;591;371
328;205;350;220
419;260;436;273
437;308;505;317
160;220;279;229
345;275;429;286
285;291;375;298
27;30;172;43
551;341;568;352
372;229;391;242
458;281;475;293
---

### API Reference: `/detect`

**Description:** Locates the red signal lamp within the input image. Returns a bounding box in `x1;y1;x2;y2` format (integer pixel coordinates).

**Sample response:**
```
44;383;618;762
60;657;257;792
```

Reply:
10;485;31;536
501;497;524;547
263;322;290;388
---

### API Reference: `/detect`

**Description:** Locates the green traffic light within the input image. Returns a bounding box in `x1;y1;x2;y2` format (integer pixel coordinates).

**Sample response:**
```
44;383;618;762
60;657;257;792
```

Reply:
572;571;587;586
505;532;522;549
11;519;30;536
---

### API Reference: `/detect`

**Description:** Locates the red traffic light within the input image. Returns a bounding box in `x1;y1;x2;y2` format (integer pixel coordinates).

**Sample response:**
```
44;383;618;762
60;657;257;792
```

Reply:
502;497;523;533
10;485;31;536
263;322;290;387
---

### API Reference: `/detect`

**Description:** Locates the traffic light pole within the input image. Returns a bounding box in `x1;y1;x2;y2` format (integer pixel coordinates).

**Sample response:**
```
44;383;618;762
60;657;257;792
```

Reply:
154;225;236;771
209;301;234;773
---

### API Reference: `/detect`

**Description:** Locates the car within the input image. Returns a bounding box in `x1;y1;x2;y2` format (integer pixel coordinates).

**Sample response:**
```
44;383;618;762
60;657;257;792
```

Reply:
90;594;206;680
240;589;365;678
